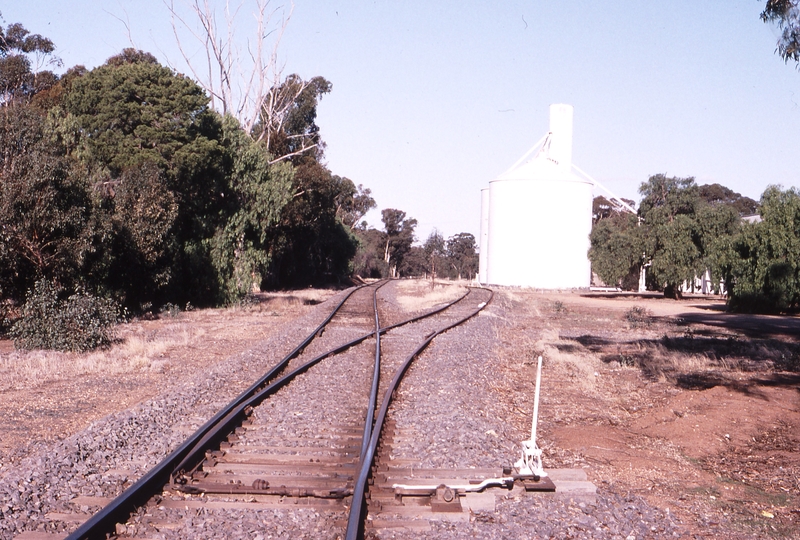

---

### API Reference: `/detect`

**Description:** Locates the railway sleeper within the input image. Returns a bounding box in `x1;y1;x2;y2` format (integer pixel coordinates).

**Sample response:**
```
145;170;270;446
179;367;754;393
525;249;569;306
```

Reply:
177;481;353;499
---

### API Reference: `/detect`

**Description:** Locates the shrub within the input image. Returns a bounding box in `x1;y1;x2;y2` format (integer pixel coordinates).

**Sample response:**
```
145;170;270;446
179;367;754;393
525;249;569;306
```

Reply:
552;300;567;315
625;305;652;328
0;300;12;336
10;279;121;352
160;302;181;318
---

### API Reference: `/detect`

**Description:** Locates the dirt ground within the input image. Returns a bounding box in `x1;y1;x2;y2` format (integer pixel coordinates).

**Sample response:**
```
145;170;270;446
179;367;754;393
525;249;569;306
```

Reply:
0;290;336;468
491;289;800;538
0;284;798;538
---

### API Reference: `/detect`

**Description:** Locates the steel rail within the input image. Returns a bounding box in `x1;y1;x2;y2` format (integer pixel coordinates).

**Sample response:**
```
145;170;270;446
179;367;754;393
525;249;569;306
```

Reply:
66;282;472;540
65;282;375;540
358;281;386;464
345;287;494;540
173;286;471;478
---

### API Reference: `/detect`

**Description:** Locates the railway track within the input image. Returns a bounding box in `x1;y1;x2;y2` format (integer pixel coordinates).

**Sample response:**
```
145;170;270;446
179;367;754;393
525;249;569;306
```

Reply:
59;280;508;540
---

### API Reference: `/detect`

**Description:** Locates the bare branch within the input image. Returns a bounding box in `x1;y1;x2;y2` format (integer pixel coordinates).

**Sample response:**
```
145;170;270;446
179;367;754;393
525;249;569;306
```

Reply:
267;143;318;165
165;0;295;137
105;5;137;49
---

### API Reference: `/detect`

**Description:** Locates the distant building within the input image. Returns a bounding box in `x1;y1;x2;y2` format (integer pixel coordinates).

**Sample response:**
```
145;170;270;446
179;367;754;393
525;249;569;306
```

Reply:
742;214;762;224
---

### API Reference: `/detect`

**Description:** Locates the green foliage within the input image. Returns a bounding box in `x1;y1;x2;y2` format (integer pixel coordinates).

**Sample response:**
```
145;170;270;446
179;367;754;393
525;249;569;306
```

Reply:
376;229;479;281
9;279;120;352
0;104;93;301
694;201;742;293
335;178;376;231
249;73;355;289
352;227;388;278
398;245;428;277
592;195;635;223
698;184;758;216
159;302;181;318
60;50;235;307
0;300;10;335
0;37;359;309
63;50;219;176
210;115;292;302
638;175;719;297
0;20;60;104
381;209;417;277
420;230;446;277
445;233;478;280
257;75;332;162
588;210;642;290
761;0;800;65
590;178;748;296
102;162;179;307
728;186;800;313
266;160;357;288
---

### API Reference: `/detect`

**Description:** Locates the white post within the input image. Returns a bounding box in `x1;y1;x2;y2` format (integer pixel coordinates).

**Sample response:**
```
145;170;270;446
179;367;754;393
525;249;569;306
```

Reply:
530;355;542;444
515;355;547;478
638;264;647;293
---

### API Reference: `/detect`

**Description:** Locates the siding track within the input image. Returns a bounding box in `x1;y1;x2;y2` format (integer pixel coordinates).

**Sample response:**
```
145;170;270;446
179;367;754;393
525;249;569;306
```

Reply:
63;281;493;540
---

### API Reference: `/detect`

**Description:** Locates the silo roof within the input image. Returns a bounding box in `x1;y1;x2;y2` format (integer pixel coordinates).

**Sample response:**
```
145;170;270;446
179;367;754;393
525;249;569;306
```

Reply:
492;152;590;184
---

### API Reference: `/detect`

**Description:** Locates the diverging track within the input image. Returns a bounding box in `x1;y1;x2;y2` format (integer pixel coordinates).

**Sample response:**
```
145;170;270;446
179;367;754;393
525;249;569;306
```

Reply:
65;280;493;540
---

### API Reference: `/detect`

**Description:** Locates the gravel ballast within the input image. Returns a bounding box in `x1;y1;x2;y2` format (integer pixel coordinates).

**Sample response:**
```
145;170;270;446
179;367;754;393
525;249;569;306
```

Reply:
1;284;706;538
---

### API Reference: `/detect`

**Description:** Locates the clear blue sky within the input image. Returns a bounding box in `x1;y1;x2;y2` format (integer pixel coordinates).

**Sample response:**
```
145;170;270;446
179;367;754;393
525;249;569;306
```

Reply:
4;1;799;242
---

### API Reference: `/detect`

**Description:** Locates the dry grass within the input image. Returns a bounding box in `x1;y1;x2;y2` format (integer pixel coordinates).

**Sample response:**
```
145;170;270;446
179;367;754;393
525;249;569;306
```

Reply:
0;288;337;393
393;280;469;313
249;289;331;312
0;322;200;392
599;333;799;385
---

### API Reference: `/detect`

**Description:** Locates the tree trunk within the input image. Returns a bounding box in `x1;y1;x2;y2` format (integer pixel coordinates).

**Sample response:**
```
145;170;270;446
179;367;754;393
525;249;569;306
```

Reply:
663;283;683;299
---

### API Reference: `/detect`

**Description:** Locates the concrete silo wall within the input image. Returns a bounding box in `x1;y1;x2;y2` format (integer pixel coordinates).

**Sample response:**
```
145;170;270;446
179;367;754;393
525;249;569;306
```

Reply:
486;175;592;288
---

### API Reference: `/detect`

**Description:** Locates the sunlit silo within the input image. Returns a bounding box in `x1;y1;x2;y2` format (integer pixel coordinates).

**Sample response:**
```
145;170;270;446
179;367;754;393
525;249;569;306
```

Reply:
482;104;593;288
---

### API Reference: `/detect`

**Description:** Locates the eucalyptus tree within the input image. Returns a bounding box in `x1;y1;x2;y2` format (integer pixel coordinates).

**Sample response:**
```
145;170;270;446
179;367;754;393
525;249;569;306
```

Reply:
729;186;800;312
423;230;446;278
262;158;356;288
590;175;744;297
61;50;228;304
588;209;643;290
446;232;478;280
212;115;292;300
165;0;325;162
636;175;707;298
335;178;376;231
0;19;60;104
381;209;417;277
761;0;800;65
61;49;295;305
0;104;92;301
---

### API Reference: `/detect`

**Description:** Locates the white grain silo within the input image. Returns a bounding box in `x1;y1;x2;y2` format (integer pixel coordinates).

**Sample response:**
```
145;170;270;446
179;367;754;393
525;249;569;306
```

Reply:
483;104;593;288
